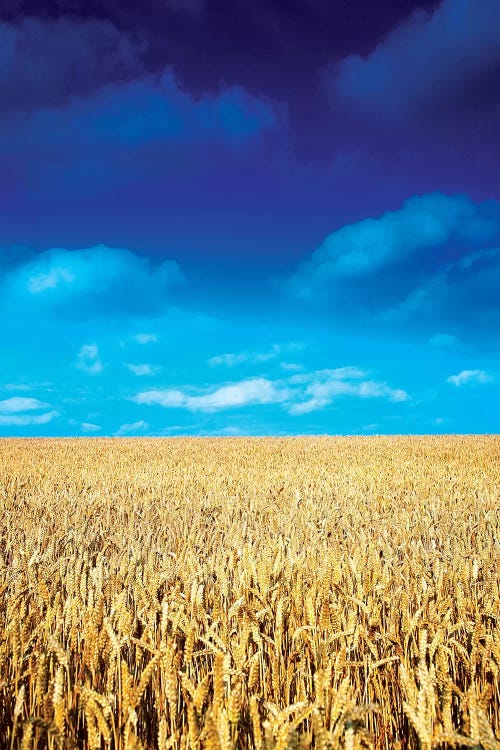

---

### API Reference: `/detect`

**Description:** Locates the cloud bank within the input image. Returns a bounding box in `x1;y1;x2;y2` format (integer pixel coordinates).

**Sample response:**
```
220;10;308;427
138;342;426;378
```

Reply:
0;17;144;115
286;193;500;332
133;367;408;416
447;370;493;387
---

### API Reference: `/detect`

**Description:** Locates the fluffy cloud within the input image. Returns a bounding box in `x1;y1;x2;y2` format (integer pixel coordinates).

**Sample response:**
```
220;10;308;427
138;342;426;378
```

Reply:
77;345;103;374
0;410;58;427
447;370;493;386
288;369;408;415
0;18;143;116
0;396;47;413
288;193;498;299
327;0;500;133
134;378;291;412
71;71;276;146
0;393;58;427
133;367;408;416
286;193;500;334
3;71;277;158
386;246;500;327
2;245;183;318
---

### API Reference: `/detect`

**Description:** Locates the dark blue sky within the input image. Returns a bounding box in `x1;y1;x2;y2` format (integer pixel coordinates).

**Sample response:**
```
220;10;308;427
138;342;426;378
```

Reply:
1;0;499;436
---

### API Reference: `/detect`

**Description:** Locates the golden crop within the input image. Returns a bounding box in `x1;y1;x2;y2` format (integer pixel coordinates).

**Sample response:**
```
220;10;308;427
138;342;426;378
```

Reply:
0;436;499;750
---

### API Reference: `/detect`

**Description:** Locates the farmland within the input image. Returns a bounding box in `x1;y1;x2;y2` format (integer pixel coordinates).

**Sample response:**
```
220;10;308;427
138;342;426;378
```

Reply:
1;436;499;749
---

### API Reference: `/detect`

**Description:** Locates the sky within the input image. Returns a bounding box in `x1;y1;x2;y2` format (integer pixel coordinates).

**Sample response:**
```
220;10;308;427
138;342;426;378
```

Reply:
1;0;499;436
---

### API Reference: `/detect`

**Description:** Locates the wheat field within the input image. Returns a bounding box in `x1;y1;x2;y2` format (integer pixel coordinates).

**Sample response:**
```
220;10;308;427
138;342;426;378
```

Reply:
0;436;499;750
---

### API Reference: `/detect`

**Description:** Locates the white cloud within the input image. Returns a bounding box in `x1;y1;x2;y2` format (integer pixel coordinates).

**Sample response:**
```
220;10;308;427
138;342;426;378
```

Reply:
209;352;252;367
429;333;458;348
209;343;303;368
0;410;58;426
135;333;157;344
127;363;160;376
288;367;366;385
279;362;304;372
0;396;48;413
115;420;149;436
133;367;407;416
289;369;408;415
447;369;493;386
28;266;76;293
134;378;291;412
77;344;103;374
209;348;278;367
81;422;101;433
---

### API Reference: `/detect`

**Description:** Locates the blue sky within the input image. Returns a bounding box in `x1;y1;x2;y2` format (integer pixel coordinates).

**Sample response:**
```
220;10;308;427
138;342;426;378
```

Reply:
1;0;499;435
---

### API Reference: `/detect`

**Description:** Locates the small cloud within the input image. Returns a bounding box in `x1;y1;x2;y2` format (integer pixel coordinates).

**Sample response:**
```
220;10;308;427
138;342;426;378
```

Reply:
288;367;366;385
280;362;304;372
0;410;58;426
447;369;493;387
429;333;458;348
289;369;408;415
115;420;149;436
0;396;48;413
81;422;101;433
209;352;250;367
126;363;160;376
4;381;54;392
209;349;275;367
209;343;301;368
77;344;103;374
135;333;157;344
134;378;291;412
